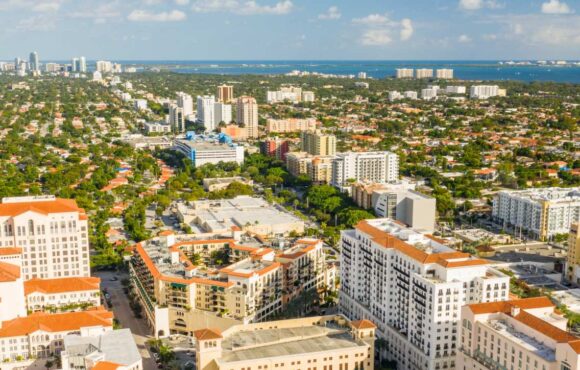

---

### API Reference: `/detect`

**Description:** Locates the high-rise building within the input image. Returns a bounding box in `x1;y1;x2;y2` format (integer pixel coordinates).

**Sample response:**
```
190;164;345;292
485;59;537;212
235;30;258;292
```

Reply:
300;131;336;156
169;104;185;133
331;151;399;190
217;84;234;103
470;85;504;99
177;92;194;117
0;196;90;280
421;88;438;100
95;60;113;73
436;69;453;79
72;58;79;72
214;102;232;125
445;86;466;94
358;71;367;79
458;297;580;370
260;138;289;160
197;95;216;132
339;218;510;370
236;96;259;138
266;87;313;103
28;52;39;72
415;68;434;78
492;187;580;240
79;56;87;73
396;68;414;78
567;223;580;283
374;189;437;232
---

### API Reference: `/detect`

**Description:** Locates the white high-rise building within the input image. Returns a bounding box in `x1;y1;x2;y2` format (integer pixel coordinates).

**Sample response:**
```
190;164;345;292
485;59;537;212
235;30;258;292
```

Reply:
470;85;500;99
445;86;466;94
236;96;259;138
214;102;232;125
0;196;90;280
339;218;510;370
415;68;433;79
197;95;216;132
358;71;367;79
436;69;453;79
177;92;194;117
79;56;87;73
492;187;580;240
331;151;399;190
404;91;418;99
95;60;113;73
169;104;185;133
421;88;438;100
29;51;39;72
396;68;414;79
72;58;79;72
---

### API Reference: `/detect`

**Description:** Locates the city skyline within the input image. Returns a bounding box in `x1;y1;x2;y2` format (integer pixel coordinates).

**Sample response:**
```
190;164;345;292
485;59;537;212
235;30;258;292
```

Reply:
0;0;579;60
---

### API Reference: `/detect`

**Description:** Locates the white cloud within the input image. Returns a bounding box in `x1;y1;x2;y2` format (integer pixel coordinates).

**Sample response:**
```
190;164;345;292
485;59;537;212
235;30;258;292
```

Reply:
68;2;121;23
17;14;56;30
318;6;340;20
400;18;413;40
482;33;498;40
494;14;580;46
127;9;187;21
191;0;293;15
458;34;472;43
0;0;63;12
352;13;394;26
360;29;392;46
459;0;503;10
541;0;573;14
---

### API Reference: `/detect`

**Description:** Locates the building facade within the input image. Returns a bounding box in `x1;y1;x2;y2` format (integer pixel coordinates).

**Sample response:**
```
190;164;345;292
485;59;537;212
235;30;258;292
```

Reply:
331;152;399;191
236;96;259;138
261;139;289;161
266;118;317;133
173;139;245;167
301;131;337;156
217;85;234;103
197;95;216;132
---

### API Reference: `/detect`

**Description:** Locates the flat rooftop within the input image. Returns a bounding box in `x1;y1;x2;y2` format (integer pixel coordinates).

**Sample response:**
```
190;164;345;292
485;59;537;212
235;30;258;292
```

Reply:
498;187;580;203
219;326;366;363
64;329;141;366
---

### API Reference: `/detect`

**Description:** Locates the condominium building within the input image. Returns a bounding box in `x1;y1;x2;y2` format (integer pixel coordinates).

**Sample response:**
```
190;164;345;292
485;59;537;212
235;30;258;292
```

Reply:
331;151;399;191
388;91;403;102
421;88;438;101
217;84;234;103
173;138;244;167
129;232;327;337
567;223;580;283
470;85;506;99
177;92;194;117
404;91;419;99
28;51;39;72
95;61;113;73
169;104;185;133
445;86;466;94
267;87;315;103
197;95;216;132
458;297;580;370
0;309;113;365
302;91;315;102
286;152;334;184
62;329;142;370
266;118;317;133
261;138;289;161
492;187;580;240
396;68;414;79
301;131;336;156
0;196;90;280
339;218;510;370
236;96;259;138
194;315;375;370
416;69;434;79
436;69;453;79
215;102;233;125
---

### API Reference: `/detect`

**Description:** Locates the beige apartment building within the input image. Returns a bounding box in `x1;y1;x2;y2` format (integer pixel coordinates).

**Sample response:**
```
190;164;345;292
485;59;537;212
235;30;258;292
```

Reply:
286;152;334;184
458;297;580;370
0;195;90;280
567;222;580;283
129;232;331;337
301;131;337;156
194;315;376;370
217;85;234;103
266;118;317;133
236;96;259;138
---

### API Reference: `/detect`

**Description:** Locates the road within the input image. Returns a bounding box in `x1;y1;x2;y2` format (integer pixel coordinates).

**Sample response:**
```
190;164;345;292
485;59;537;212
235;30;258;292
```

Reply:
96;270;157;370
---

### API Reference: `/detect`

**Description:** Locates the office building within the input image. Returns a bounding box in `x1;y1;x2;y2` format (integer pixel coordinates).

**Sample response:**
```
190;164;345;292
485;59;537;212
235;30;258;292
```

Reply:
301;131;336;156
173;137;244;167
415;69;434;79
339;219;510;370
0;196;90;280
396;68;414;79
470;85;505;99
215;102;233;125
458;297;580;370
177;92;194;117
261;138;289;161
28;52;39;72
236;96;259;138
445;86;466;94
197;95;216;132
331;151;399;190
130;233;325;337
0;309;113;365
217;84;234;103
421;88;438;100
436;69;453;79
567;223;580;283
194;316;375;370
61;329;142;370
266;118;317;133
492;187;580;240
169;104;185;133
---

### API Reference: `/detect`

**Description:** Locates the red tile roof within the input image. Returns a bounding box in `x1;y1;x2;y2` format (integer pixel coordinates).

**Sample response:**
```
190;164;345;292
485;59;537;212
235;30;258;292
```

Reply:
24;277;100;295
0;198;85;217
194;328;222;340
92;361;122;370
0;261;20;282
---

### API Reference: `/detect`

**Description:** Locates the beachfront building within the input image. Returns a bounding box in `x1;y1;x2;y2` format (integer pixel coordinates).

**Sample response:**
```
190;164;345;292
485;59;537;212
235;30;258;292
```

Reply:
339;218;510;370
194;315;376;370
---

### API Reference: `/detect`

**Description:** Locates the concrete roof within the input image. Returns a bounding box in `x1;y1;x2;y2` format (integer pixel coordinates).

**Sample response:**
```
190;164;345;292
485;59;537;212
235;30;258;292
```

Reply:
64;329;141;367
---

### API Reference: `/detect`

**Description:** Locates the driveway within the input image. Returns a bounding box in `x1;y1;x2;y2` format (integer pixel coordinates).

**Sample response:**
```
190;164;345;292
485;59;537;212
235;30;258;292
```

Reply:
96;270;157;370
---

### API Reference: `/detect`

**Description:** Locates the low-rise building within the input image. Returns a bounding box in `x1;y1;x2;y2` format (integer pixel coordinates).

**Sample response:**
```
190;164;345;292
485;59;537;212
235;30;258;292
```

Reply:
144;122;171;134
173;138;245;167
194;315;375;370
24;277;101;312
458;297;580;370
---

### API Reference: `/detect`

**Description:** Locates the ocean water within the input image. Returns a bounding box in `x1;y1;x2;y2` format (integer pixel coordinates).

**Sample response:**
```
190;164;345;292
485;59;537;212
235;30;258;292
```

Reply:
120;60;580;83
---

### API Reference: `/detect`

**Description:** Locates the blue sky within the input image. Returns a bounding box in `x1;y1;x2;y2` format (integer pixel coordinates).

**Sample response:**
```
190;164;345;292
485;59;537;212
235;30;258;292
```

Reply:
0;0;579;60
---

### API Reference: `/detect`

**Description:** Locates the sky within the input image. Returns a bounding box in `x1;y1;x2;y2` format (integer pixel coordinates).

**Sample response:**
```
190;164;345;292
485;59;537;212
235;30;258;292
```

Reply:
0;0;579;60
